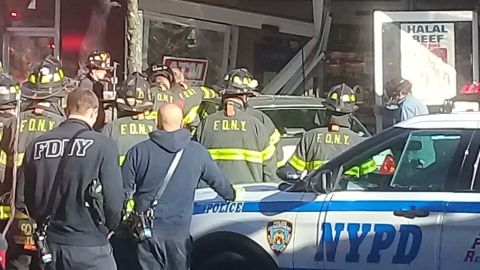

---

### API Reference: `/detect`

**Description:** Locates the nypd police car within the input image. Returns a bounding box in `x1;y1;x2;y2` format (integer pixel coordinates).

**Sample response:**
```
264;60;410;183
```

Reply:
191;112;480;270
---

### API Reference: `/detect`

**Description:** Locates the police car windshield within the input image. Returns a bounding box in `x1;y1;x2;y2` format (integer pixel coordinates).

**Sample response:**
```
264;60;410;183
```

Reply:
261;108;326;136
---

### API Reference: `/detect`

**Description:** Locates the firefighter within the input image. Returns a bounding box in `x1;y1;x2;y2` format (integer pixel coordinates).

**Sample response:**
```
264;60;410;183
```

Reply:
77;50;114;130
171;70;217;132
2;57;70;270
145;64;177;118
277;83;374;180
221;69;282;166
101;72;156;165
100;72;155;270
194;71;277;184
0;74;20;195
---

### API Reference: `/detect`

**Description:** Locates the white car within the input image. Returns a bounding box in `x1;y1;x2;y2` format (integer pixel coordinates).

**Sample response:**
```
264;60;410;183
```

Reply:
191;112;480;270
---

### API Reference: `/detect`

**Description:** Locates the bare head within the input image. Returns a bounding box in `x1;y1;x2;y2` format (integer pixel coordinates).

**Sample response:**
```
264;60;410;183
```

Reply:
157;103;184;132
66;88;99;128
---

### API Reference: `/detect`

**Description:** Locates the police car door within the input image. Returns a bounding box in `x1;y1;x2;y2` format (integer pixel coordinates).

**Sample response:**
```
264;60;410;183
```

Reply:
440;130;480;269
316;128;473;270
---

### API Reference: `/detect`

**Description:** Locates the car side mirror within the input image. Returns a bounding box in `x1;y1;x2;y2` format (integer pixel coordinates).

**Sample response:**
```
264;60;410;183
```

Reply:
311;170;333;194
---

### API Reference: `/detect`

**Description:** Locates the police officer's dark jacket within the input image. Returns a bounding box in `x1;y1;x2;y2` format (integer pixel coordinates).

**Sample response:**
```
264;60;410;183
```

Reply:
122;128;235;237
17;119;124;246
101;116;156;165
194;101;277;184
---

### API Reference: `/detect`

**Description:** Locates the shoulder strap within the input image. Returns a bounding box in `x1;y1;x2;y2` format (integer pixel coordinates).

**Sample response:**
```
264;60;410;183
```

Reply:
151;149;184;206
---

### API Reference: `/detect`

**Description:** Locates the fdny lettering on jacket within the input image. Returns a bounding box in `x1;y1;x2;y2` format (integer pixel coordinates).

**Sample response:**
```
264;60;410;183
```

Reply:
33;138;94;160
213;120;247;132
120;123;154;135
19;119;57;133
156;93;174;103
315;222;422;264
178;88;198;99
317;133;350;145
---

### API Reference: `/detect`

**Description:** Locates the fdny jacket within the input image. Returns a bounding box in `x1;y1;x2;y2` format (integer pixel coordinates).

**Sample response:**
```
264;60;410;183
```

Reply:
0;103;65;185
245;107;283;166
173;85;218;128
286;126;364;172
101;116;156;165
122;128;235;237
17;119;124;246
194;102;278;184
278;115;376;179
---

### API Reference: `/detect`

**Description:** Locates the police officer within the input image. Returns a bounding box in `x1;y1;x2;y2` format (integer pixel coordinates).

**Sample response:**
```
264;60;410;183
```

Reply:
122;103;235;270
17;88;124;270
102;73;156;270
194;72;277;184
278;84;372;180
2;57;70;270
78;50;114;130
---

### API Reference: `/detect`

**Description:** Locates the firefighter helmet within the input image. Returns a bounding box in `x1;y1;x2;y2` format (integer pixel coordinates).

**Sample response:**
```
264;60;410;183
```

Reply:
145;64;175;85
116;72;154;112
385;78;412;98
22;56;70;100
221;68;258;96
325;83;358;113
0;74;19;109
86;50;112;70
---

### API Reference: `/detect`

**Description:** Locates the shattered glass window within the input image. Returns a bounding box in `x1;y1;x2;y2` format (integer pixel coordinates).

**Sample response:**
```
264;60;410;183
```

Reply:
144;19;228;86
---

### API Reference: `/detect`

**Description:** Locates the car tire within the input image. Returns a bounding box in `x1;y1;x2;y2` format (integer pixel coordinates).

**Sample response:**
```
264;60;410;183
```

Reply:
192;234;277;270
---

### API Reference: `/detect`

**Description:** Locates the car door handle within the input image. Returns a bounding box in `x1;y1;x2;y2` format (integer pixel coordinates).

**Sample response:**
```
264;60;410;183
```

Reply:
393;209;430;219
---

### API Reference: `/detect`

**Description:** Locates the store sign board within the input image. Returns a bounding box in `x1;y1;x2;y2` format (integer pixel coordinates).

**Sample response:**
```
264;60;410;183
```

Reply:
163;56;209;86
400;23;456;105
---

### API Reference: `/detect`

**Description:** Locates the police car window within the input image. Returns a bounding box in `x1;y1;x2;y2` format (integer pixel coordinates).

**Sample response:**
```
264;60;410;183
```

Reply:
338;131;465;192
261;109;325;136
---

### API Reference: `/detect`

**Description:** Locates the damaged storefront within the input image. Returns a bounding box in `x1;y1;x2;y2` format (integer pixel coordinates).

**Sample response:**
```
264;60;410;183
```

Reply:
1;0;480;132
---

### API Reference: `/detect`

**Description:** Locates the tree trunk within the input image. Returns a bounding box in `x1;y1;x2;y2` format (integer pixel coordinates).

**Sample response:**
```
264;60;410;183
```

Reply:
127;0;142;73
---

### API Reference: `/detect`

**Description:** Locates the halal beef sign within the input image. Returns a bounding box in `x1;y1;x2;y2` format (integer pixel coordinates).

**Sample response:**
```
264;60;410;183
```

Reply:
163;57;209;86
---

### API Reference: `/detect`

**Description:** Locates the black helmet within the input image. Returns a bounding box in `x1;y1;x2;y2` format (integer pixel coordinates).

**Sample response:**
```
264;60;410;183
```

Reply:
221;68;258;96
385;78;412;98
0;74;19;109
325;83;358;113
145;64;175;85
22;56;71;100
86;50;113;70
116;72;154;112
